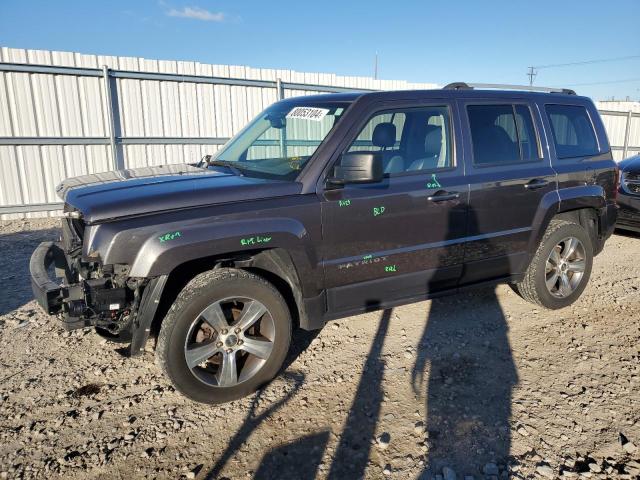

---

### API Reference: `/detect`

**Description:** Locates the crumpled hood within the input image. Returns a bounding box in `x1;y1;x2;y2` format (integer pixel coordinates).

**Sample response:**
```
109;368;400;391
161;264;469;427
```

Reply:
57;164;301;223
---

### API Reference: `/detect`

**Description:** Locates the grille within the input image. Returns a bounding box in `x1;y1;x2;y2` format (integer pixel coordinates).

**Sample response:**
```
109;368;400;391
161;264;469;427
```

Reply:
623;173;640;195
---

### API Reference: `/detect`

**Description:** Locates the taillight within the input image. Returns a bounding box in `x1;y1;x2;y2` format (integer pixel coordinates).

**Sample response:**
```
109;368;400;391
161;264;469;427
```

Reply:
614;166;621;201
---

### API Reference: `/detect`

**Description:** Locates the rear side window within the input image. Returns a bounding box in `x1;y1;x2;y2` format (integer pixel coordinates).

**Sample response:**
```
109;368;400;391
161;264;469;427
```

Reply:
545;104;599;158
467;104;541;165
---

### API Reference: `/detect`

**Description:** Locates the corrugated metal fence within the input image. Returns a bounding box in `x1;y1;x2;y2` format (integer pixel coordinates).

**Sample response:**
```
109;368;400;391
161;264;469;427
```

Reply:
0;47;638;219
0;47;438;219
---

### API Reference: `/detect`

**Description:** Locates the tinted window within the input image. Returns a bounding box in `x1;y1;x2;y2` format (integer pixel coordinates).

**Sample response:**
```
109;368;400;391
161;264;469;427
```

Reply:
514;105;540;161
346;106;452;174
468;104;541;165
545;104;599;158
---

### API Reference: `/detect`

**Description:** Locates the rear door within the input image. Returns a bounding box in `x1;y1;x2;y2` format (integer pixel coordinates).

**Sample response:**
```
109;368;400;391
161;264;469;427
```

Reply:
319;100;468;314
459;99;557;284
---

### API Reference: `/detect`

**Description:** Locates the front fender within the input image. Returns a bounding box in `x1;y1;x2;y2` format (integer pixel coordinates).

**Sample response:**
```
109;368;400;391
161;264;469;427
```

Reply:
128;217;319;292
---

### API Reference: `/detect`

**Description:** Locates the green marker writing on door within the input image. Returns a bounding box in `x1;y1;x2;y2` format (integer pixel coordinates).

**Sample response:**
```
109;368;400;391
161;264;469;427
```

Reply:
426;174;442;189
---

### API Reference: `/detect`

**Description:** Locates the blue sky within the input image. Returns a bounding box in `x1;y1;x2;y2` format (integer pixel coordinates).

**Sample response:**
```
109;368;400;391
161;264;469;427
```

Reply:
1;0;639;101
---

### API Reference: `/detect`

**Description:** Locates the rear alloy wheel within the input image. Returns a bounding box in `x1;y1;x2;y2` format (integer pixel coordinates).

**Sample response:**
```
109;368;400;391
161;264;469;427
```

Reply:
545;237;586;299
157;268;291;404
513;219;593;309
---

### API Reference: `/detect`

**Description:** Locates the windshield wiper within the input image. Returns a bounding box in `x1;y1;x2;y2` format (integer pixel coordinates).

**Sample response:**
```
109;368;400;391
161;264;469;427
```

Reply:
206;160;244;176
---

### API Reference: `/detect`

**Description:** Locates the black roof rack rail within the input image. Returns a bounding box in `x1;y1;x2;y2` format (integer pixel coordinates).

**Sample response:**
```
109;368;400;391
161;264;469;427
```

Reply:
443;82;576;95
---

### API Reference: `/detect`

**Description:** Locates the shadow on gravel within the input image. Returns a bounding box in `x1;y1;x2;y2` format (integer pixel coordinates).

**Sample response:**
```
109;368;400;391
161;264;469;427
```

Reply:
0;227;58;316
204;371;306;480
411;205;518;477
413;288;517;478
254;430;330;480
203;330;320;479
326;308;392;480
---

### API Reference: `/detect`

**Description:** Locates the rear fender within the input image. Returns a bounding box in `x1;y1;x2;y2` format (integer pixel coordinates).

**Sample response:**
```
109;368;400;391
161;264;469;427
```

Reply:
526;185;606;264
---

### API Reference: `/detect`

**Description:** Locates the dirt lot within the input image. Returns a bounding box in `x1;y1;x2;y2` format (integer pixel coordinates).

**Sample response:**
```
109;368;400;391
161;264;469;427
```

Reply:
0;219;638;480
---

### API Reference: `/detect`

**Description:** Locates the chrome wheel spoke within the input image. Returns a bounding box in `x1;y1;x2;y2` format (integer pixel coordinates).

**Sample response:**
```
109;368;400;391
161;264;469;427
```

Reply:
562;238;579;261
546;270;560;291
217;351;238;386
185;342;220;368
548;248;561;266
240;336;273;360
559;273;572;297
235;300;267;332
200;302;229;332
566;259;585;273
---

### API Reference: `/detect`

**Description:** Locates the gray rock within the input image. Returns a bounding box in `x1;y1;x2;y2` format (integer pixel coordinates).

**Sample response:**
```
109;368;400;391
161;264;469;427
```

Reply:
376;432;391;450
536;465;554;478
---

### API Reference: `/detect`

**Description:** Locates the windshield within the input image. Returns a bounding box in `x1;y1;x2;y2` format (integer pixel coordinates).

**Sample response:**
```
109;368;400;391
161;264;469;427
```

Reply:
212;101;349;180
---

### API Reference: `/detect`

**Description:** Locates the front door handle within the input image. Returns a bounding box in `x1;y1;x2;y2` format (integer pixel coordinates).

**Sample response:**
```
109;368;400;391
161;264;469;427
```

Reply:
427;191;460;202
524;178;550;190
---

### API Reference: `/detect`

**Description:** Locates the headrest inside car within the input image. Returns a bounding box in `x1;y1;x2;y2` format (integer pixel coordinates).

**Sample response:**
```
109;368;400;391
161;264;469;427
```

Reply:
372;122;396;148
424;125;443;157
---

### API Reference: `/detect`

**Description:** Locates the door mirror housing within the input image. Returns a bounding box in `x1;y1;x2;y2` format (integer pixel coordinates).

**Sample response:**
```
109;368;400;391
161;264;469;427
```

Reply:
329;152;384;185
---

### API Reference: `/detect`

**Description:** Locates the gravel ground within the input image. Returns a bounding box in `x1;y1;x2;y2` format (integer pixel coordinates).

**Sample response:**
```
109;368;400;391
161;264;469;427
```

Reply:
0;219;639;480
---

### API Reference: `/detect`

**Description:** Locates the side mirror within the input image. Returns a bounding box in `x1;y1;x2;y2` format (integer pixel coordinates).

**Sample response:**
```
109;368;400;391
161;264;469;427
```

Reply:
329;152;383;185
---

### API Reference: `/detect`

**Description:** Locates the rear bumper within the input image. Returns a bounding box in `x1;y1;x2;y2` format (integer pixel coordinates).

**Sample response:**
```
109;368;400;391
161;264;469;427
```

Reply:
29;241;70;315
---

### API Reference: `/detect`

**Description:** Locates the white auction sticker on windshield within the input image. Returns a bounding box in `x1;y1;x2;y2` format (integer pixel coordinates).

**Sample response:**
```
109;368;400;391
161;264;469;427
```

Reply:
286;106;330;121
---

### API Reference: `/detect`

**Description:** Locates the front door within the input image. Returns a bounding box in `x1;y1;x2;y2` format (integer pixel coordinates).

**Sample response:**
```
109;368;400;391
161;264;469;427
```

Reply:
319;102;469;314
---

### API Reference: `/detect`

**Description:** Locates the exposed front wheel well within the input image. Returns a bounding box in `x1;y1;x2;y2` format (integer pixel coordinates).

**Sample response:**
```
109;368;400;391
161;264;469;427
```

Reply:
149;249;303;343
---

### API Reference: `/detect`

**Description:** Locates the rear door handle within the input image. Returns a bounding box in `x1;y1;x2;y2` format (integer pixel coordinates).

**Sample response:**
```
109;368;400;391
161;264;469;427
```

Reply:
427;191;460;202
524;179;550;190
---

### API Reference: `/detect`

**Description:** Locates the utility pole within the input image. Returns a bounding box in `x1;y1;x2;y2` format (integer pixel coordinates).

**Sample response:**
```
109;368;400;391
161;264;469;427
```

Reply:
527;66;537;86
374;52;378;80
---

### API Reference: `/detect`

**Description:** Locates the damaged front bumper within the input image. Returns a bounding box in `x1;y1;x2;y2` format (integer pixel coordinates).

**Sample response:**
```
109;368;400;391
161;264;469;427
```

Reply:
29;241;69;316
29;240;167;355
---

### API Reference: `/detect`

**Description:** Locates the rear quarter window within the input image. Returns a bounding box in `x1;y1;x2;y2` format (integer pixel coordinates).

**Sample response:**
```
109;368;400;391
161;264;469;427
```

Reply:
545;104;599;159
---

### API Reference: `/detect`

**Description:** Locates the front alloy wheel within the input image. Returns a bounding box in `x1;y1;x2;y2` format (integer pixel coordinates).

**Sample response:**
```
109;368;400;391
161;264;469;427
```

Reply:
184;298;275;388
157;268;292;404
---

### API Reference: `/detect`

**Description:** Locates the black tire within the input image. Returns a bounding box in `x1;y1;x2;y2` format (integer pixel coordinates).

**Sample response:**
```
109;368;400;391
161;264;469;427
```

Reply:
156;268;292;404
513;219;593;310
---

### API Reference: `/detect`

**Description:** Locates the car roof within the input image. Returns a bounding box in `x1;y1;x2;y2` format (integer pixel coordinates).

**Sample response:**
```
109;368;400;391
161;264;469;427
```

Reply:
279;88;591;105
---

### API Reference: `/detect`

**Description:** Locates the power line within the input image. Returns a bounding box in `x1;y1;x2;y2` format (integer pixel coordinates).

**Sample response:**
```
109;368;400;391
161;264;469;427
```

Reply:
528;54;640;85
565;77;640;87
533;54;640;70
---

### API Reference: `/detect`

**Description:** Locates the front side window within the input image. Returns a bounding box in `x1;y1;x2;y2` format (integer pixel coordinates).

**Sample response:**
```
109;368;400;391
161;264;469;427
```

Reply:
214;101;348;179
345;106;453;175
545;104;599;158
468;104;541;165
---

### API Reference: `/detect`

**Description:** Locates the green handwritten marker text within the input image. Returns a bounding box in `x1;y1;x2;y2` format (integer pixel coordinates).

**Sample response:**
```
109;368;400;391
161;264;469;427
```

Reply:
384;265;397;273
338;199;351;207
426;174;442;189
158;231;182;243
373;206;386;217
241;235;272;246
